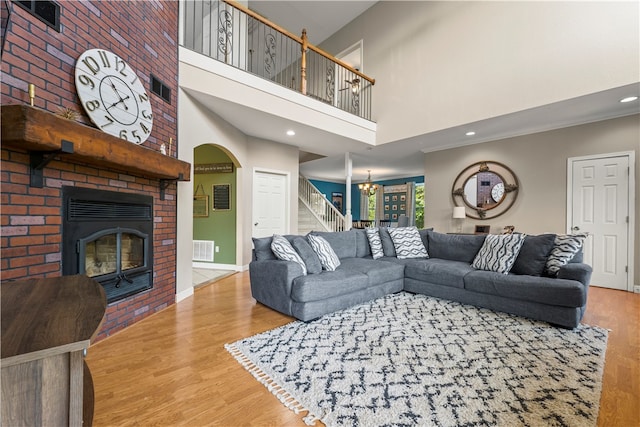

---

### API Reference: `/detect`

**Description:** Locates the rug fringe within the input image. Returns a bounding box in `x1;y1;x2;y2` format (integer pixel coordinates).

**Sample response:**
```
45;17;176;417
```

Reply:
225;343;319;425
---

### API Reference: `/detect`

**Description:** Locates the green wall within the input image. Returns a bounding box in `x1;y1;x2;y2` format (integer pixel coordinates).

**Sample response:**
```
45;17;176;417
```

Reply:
193;145;236;265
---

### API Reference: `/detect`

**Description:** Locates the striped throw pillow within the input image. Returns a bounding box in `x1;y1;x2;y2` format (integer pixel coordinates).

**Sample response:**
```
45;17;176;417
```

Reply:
388;226;428;259
472;233;526;274
271;235;307;275
365;228;384;259
307;234;341;271
545;233;588;276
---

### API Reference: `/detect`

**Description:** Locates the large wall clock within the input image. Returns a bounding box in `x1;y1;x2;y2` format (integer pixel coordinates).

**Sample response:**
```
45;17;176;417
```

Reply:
74;48;153;144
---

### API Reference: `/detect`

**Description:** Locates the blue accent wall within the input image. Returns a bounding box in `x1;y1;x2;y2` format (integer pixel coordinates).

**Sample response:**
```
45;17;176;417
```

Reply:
310;176;424;220
309;180;347;214
352;175;424;220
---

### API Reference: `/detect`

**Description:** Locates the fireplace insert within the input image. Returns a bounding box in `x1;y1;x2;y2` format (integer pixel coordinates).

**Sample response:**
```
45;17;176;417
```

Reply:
62;187;153;303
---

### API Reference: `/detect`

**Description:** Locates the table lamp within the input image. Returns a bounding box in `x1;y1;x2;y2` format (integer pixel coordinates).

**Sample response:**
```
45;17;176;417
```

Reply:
453;206;466;233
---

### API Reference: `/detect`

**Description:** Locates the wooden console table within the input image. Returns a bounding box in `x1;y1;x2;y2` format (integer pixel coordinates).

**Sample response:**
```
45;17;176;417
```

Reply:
1;275;107;426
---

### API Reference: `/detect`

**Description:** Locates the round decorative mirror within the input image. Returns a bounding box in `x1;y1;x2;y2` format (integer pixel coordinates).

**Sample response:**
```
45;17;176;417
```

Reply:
452;161;519;219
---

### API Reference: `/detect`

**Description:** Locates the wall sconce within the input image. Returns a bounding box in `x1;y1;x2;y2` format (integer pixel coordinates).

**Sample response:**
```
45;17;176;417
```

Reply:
453;206;466;233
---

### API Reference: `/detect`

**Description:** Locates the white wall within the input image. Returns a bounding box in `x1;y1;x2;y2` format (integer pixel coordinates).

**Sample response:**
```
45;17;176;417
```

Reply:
321;1;639;145
424;114;639;286
176;88;300;299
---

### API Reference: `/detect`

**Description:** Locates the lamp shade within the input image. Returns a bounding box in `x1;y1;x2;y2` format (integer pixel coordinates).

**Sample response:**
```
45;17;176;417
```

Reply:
453;206;466;219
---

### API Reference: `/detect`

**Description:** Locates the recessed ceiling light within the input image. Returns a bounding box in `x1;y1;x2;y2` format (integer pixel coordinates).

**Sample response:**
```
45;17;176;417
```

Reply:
620;96;638;103
465;131;476;136
286;130;295;136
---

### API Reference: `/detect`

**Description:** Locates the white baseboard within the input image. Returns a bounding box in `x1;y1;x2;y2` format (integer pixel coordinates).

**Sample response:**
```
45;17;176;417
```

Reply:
175;286;194;303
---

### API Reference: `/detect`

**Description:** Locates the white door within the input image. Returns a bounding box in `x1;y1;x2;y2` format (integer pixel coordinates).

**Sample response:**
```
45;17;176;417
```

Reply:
570;154;630;290
252;171;287;238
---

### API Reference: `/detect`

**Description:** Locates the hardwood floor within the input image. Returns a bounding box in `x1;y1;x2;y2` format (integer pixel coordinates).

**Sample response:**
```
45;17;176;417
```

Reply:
86;273;640;426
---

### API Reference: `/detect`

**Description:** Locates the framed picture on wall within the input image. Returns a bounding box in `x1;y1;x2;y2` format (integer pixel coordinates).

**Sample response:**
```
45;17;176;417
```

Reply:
384;214;390;220
400;204;406;211
392;213;398;220
392;205;398;211
331;192;343;213
385;205;389;211
384;195;390;202
193;195;209;217
400;194;406;202
212;184;231;211
392;195;398;202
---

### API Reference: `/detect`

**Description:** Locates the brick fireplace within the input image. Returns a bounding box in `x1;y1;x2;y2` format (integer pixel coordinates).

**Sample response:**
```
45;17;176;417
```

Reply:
1;0;186;340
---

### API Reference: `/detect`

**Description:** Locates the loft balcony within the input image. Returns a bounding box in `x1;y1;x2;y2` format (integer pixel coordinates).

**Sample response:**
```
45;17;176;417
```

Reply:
178;0;377;151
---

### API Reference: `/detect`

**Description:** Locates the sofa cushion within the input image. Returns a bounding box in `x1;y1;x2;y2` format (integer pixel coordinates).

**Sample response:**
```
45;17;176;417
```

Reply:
388;226;429;259
403;258;475;289
545;233;588;276
472;234;526;274
339;258;405;285
427;231;485;262
308;234;341;271
464;270;587;307
511;234;556;276
271;235;307;275
353;229;372;258
310;230;357;259
418;229;431;253
252;235;298;261
365;228;384;259
378;227;397;257
291;237;322;274
291;270;369;302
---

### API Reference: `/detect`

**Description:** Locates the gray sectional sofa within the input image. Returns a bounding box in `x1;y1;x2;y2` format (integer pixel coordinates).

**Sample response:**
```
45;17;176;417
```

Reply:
249;229;592;328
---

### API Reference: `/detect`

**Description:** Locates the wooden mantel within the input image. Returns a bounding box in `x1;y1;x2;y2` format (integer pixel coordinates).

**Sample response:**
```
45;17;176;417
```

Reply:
1;104;191;182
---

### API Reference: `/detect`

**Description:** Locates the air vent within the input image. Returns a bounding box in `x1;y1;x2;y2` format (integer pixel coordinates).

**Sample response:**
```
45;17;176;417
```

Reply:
150;74;171;104
69;200;152;221
15;0;60;32
193;240;214;262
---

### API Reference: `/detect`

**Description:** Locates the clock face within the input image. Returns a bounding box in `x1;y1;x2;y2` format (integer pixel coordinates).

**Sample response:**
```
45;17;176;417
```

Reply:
491;183;505;202
75;49;153;144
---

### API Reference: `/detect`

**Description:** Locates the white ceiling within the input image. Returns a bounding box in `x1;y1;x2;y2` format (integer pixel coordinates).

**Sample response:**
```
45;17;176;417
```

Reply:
248;1;377;45
211;2;640;184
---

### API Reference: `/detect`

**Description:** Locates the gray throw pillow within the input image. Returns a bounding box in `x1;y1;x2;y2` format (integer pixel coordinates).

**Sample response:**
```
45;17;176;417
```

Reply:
252;236;276;261
472;233;526;274
427;231;485;262
511;234;556;276
378;227;396;257
353;229;372;258
271;235;307;275
291;237;322;274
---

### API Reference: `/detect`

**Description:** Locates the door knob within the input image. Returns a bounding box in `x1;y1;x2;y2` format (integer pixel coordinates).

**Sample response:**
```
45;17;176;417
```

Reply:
572;226;580;231
254;222;258;226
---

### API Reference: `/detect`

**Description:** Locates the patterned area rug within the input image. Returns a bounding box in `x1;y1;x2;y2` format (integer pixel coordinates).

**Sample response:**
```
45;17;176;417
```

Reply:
226;292;608;427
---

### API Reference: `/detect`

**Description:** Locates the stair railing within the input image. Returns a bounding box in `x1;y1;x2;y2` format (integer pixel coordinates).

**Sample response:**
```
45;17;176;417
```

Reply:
299;175;347;232
181;0;375;120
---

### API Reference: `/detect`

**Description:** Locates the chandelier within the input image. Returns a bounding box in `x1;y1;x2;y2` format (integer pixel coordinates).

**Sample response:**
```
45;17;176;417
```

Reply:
358;170;378;196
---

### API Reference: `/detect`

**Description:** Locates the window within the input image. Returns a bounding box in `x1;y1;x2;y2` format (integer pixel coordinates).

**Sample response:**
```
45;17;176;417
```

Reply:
415;183;425;228
14;0;60;32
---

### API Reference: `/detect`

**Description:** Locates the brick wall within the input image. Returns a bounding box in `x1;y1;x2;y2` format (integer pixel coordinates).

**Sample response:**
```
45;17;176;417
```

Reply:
1;1;180;341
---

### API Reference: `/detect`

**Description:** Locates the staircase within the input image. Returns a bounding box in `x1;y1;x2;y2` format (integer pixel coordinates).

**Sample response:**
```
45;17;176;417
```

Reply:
298;175;347;234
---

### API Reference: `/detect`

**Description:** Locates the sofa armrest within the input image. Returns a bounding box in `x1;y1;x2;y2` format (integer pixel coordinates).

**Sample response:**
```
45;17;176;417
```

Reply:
557;262;592;287
249;260;304;316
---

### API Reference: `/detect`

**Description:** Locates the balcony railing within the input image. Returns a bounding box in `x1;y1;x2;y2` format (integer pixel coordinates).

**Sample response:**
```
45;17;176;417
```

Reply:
181;0;375;121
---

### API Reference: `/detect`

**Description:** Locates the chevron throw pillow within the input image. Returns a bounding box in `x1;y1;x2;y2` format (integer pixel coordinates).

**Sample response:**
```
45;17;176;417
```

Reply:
388;226;428;259
545;233;588;276
271;235;307;275
308;234;341;271
365;228;385;259
472;233;526;274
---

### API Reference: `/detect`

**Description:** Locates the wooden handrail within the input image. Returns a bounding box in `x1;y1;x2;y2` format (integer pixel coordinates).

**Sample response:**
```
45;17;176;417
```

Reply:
306;44;375;85
222;0;374;86
222;0;302;43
